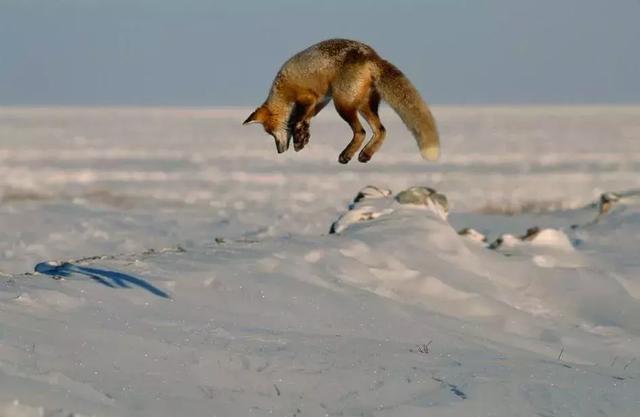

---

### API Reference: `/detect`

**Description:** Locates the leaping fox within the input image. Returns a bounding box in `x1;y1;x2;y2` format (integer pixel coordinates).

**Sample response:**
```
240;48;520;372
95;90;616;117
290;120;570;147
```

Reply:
243;39;440;163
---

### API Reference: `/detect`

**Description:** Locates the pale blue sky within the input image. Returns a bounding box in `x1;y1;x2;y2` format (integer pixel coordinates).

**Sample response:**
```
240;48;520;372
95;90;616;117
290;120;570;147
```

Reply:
1;0;638;105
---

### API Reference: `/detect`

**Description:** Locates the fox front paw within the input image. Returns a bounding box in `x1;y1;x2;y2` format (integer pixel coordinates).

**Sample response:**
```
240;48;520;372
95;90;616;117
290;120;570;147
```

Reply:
293;121;310;152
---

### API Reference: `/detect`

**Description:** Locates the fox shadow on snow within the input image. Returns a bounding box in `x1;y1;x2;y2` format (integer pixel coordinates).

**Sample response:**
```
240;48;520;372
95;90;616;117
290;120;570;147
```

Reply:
34;262;171;299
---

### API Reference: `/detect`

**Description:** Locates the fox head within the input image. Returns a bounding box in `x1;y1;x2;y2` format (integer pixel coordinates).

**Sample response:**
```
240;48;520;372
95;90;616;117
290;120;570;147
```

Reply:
243;104;291;154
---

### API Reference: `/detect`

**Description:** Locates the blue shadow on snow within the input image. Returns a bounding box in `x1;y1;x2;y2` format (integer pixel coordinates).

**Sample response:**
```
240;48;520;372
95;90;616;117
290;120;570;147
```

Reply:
34;262;171;299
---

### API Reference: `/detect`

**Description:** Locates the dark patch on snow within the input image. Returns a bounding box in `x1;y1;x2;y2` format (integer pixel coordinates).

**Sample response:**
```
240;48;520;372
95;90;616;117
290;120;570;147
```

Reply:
432;376;467;400
35;261;171;299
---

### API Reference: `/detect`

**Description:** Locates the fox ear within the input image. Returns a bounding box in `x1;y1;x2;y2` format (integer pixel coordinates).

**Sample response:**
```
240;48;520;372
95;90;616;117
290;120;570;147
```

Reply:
243;106;269;125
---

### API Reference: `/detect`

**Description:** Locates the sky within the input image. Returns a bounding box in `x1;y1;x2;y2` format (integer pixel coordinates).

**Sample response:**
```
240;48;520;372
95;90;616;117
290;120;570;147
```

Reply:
0;0;638;106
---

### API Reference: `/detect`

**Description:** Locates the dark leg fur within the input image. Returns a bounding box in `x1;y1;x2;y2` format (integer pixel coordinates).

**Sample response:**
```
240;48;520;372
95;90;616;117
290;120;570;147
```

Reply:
289;97;319;152
293;120;310;151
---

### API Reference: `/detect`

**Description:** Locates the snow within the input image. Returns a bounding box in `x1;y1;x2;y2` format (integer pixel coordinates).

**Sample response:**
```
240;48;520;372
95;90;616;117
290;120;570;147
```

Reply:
1;106;640;416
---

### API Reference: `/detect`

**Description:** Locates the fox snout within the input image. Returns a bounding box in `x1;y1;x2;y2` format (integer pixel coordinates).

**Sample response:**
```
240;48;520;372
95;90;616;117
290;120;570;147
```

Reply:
272;129;290;154
243;106;291;154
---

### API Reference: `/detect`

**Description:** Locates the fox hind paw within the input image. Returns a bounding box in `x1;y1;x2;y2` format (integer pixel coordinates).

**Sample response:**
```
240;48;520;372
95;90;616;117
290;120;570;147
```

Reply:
358;150;372;163
338;153;351;164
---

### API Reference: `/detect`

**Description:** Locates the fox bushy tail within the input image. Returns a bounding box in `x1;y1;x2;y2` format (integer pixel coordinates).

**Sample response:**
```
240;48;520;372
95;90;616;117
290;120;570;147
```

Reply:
374;59;440;160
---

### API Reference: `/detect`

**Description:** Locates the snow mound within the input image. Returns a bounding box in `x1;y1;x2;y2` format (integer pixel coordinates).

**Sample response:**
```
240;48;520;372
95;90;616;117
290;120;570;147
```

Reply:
326;186;640;339
458;227;487;244
330;185;448;234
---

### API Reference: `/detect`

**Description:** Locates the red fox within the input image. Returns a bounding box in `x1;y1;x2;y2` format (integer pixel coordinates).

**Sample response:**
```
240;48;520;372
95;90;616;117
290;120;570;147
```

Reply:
243;39;440;163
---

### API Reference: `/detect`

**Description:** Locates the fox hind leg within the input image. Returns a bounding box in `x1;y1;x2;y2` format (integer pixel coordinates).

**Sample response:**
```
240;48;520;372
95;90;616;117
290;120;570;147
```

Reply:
358;90;386;163
334;102;366;164
332;65;379;163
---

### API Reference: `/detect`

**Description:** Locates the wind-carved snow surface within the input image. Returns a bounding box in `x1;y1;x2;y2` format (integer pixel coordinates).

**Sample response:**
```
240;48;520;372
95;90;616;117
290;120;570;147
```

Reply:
1;107;640;416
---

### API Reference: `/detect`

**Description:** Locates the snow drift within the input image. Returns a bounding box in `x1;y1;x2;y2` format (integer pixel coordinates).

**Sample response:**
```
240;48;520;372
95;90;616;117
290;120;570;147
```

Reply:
1;107;640;417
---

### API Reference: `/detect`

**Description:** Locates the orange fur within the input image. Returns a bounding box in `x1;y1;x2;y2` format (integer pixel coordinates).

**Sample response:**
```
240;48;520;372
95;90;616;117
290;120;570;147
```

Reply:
244;39;440;162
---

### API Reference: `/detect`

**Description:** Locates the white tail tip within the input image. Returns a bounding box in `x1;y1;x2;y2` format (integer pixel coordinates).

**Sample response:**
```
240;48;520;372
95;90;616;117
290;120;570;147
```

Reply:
421;145;440;161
